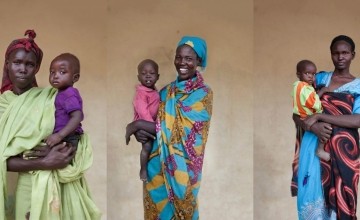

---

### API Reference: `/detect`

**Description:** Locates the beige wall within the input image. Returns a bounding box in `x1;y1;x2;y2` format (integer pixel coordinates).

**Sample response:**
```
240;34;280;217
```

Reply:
254;0;360;219
0;0;107;219
8;0;354;219
107;0;253;219
1;0;253;219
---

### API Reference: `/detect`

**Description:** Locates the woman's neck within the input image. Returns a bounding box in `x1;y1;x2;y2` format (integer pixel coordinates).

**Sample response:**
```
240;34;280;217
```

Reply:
328;68;355;91
12;86;33;95
333;68;352;77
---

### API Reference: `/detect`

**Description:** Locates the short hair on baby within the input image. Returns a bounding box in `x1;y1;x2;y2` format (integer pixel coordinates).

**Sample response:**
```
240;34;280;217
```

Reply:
296;59;315;73
137;59;159;73
53;53;80;74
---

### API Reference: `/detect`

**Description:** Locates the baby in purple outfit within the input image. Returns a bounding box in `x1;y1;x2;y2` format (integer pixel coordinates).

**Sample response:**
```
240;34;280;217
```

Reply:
45;53;83;148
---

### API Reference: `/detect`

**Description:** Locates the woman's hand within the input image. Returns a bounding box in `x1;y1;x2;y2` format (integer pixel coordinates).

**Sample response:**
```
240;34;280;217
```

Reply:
310;122;332;143
7;142;76;172
40;142;76;169
303;114;320;130
22;142;51;159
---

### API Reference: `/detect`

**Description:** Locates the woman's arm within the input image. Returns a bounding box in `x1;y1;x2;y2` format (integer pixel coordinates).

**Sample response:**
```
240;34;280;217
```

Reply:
7;142;75;172
293;114;332;143
126;120;156;145
307;113;360;129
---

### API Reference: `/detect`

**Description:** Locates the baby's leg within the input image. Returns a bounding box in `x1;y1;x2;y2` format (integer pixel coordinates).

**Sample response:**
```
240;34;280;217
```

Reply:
316;142;330;161
140;140;152;181
62;134;80;149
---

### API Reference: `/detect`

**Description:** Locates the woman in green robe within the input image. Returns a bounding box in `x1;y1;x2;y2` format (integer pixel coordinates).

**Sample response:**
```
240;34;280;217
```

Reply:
0;30;101;220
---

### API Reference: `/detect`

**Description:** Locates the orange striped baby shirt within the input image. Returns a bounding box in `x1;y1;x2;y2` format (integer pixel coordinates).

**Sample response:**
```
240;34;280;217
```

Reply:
292;81;322;118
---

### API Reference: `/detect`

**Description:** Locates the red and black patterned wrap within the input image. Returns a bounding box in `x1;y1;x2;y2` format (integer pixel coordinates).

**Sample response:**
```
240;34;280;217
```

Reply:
320;92;359;219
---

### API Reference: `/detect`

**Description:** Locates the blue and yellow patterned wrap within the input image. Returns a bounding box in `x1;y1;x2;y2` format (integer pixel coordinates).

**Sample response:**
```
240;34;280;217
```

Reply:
143;72;213;220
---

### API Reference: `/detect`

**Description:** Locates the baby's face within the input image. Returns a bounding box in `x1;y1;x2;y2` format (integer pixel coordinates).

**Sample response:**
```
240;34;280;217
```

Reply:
137;63;159;89
49;59;78;90
298;64;317;86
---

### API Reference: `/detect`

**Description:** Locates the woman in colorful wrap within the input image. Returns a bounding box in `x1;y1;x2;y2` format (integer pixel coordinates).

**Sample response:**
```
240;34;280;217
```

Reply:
126;36;213;219
294;35;360;220
0;30;101;220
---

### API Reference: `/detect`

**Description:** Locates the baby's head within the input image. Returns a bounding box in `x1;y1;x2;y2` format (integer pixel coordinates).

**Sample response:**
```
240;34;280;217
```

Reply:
137;59;159;89
49;53;80;90
296;60;317;86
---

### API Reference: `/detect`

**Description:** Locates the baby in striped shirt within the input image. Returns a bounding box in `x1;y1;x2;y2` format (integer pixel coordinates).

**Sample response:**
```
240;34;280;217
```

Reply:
292;60;330;161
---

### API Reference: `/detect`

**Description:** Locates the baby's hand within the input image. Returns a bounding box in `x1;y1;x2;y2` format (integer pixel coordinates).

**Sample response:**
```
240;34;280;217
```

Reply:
303;114;321;131
45;133;63;147
317;86;330;98
319;87;330;93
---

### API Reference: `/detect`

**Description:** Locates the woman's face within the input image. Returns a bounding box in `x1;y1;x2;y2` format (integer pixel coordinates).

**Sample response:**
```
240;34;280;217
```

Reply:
174;45;200;81
6;48;38;94
331;40;355;71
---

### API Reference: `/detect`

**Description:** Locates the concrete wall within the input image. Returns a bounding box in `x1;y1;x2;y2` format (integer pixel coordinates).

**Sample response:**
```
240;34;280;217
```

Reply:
7;0;358;219
254;0;360;219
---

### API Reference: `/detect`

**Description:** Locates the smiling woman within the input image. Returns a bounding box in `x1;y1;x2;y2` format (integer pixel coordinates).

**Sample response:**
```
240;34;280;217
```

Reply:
125;36;213;219
174;45;200;81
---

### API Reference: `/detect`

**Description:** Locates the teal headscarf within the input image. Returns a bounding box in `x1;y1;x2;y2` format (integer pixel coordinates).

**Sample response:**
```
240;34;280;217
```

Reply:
177;36;207;68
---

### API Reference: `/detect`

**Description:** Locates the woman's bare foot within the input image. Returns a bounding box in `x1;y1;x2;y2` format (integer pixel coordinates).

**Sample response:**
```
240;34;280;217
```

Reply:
25;212;30;220
316;149;330;161
140;168;147;182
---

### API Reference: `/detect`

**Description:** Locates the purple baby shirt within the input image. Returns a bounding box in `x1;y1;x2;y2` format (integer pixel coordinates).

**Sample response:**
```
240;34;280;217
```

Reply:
54;87;84;134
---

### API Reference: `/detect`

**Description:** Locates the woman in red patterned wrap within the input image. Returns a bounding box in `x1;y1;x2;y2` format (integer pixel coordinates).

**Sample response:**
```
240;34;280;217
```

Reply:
294;35;360;220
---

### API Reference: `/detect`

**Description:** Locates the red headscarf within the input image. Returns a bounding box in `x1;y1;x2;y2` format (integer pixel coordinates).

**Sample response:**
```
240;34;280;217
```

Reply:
1;30;43;93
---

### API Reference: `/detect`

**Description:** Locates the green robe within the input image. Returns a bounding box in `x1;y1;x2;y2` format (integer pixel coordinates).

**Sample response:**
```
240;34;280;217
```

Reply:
0;87;101;220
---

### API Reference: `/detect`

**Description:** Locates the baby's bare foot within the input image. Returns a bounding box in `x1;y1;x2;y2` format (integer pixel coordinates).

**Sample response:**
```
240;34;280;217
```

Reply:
140;169;148;182
316;149;330;161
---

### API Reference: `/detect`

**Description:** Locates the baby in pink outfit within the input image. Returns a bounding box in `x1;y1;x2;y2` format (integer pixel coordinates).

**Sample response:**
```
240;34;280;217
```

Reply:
133;59;160;181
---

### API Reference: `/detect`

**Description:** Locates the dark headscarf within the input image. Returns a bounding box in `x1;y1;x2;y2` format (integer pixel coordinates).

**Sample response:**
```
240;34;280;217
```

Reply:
1;30;43;93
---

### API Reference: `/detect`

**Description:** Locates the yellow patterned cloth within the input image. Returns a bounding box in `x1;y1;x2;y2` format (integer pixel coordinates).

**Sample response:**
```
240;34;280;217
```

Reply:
0;87;101;220
144;72;213;220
